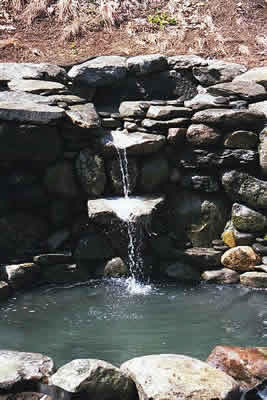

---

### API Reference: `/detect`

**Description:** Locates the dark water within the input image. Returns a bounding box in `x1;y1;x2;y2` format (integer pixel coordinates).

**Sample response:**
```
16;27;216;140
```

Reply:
0;279;266;368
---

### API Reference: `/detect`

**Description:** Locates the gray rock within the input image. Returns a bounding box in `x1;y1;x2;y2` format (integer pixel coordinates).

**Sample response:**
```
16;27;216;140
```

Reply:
222;170;267;210
168;55;208;69
0;123;62;163
259;128;267;177
181;173;219;192
104;257;129;277
193;60;247;85
207;81;267;101
46;229;70;251
233;228;255;246
101;130;166;156
249;100;267;118
192;108;265;129
0;63;67;82
252;243;267;256
74;232;114;261
255;265;267;272
167;191;229;247
8;79;67;95
223;130;258;149
68;56;127;87
221;246;261;272
33;253;73;266
141;117;189;130
231;203;267;233
240;272;267;288
40;263;85;284
0;102;65;124
101;117;122;128
121;354;239;400
119;101;148;118
108;156;138;195
127;54;167;75
46;94;87;105
76;149;106;196
140;155;169;193
233;67;267;88
0;213;48;256
66;103;100;129
263;256;267;265
179;148;258;170
3;263;40;290
201;268;240;283
49;358;137;399
0;281;10;300
180;247;222;267
167;127;187;145
184;93;229;110
186;123;221;146
87;196;165;225
0;90;56;105
0;350;54;391
146;105;192;120
44;161;80;198
163;261;201;281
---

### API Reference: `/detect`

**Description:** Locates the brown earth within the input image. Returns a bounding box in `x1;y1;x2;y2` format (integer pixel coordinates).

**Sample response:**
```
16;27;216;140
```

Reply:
0;0;266;67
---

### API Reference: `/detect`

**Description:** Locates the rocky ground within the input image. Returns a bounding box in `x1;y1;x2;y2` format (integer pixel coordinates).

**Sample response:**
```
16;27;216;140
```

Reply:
0;0;266;67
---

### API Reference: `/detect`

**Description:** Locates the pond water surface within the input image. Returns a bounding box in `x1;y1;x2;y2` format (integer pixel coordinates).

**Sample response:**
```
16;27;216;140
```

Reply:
0;279;266;368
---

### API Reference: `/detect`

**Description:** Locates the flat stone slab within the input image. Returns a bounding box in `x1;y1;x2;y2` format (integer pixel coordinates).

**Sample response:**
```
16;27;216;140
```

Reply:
249;100;267;118
184;93;229;110
0;102;65;124
240;271;267;288
0;63;67;82
141;117;189;130
233;67;267;88
0;350;54;391
192;60;247;85
101;130;166;155
201;268;240;284
65;103;100;129
68;56;127;87
192;108;265;128
207;81;267;102
146;105;193;120
8;79;67;94
0;90;54;105
88;196;164;223
119;101;148;118
49;358;137;399
121;354;239;400
127;54;167;75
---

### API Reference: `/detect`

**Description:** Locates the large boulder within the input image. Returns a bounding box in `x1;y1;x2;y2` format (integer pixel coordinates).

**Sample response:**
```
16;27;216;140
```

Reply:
207;346;267;390
231;203;267;233
68;56;127;87
222;171;267;211
192;108;265;129
223;130;258;149
49;358;137;400
65;103;101;129
0;63;67;82
249;100;267;118
186;124;221;146
233;67;267;87
221;246;261;272
8;79;67;95
0;123;62;163
121;354;239;400
127;54;167;75
167;191;229;247
207;81;267;102
119;101;148;118
0;350;54;391
240;271;267;288
108;156;139;195
201;268;240;284
76;149;106;196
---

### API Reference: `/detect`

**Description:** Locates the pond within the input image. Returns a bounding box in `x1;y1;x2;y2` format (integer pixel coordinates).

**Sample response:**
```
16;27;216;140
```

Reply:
0;278;266;368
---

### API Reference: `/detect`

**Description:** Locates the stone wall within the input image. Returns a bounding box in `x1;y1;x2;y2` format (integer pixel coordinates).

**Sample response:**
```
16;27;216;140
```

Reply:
0;55;266;296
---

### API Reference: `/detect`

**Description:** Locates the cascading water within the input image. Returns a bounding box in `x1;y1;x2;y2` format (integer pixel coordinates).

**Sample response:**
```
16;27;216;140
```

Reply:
114;145;152;295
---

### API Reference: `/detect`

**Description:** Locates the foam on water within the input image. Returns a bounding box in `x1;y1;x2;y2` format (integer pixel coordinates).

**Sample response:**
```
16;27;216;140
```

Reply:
109;130;140;148
103;197;148;222
125;277;152;295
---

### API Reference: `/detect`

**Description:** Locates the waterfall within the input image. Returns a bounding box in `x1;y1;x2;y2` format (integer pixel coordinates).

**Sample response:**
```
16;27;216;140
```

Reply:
114;146;152;295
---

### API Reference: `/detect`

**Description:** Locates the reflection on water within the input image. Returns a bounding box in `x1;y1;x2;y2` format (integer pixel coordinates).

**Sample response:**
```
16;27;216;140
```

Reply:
0;279;266;367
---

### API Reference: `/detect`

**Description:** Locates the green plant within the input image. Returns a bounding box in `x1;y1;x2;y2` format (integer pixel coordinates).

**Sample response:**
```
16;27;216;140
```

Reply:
147;10;177;27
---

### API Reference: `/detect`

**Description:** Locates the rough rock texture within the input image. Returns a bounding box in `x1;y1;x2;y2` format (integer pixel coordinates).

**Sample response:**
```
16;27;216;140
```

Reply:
192;108;265;129
66;103;100;129
240;271;267;288
119;101;148;118
233;67;267;87
184;93;229;111
104;257;128;277
74;232;114;261
259;128;267;177
186;124;221;146
221;246;261;272
49;358;137;399
181;173;219;192
207;81;267;102
231;203;267;233
68;56;127;87
222;171;267;211
127;54;167;75
223;130;258;149
146;105;192;120
121;354;239;400
108;156;138;195
8;79;67;95
249;100;267;118
44;161;80;198
0;350;54;391
0;63;67;82
201;268;240;284
207;346;267;390
192;61;247;86
76;149;106;196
